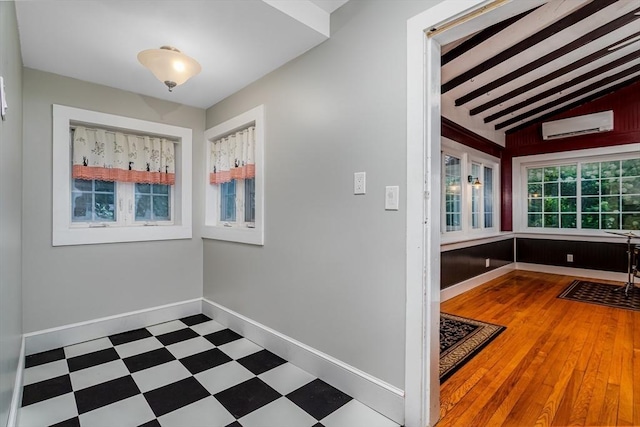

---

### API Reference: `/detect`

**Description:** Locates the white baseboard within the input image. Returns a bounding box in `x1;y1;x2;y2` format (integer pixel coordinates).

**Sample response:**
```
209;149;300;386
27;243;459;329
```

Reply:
24;298;202;355
441;264;515;302
7;336;25;427
202;298;405;425
515;263;629;283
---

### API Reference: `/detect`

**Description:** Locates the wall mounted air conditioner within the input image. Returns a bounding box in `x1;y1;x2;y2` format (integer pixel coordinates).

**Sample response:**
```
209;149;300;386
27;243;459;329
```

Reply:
541;110;613;140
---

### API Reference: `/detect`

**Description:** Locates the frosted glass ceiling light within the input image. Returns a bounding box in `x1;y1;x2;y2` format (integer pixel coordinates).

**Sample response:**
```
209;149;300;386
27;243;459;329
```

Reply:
138;46;201;92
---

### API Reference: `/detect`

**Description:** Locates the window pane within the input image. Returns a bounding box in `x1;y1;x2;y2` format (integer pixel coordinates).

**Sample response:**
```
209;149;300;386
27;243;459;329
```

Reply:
544;197;558;212
471;164;481;229
581;180;599;195
621;177;640;194
94;194;115;221
622;195;640;212
528;214;542;227
543;214;559;228
621;159;640;176
135;195;151;220
245;178;256;223
581;162;600;179
528;198;542;212
527;168;543;183
544;182;559;197
220;180;236;222
528;183;542;197
602;214;619;229
600;196;619;213
622;213;640;230
544;167;559;181
152;196;170;220
483;167;493;228
72;193;93;222
73;179;92;191
600;178;620;195
561;214;576;228
560;181;576;196
560;165;577;180
153;184;169;194
444;155;462;232
582;214;600;229
560;197;576;212
600;161;619;178
136;183;151;194
95;180;115;192
582;197;599;213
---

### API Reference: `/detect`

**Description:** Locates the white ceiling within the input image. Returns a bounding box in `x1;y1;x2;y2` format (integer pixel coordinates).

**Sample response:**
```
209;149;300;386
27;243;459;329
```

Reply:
15;0;349;109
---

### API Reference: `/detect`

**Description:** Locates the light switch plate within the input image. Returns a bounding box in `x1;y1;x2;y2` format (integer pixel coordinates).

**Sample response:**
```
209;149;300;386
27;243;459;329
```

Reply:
385;186;399;210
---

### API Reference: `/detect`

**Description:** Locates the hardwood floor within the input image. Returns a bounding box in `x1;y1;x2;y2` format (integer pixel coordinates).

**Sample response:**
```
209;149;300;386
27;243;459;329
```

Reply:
437;270;639;427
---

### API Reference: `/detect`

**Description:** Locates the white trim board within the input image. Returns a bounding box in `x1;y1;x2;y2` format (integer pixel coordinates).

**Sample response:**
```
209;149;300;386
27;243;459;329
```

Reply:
515;263;629;283
24;298;202;355
7;337;25;427
441;263;515;302
202;298;405;425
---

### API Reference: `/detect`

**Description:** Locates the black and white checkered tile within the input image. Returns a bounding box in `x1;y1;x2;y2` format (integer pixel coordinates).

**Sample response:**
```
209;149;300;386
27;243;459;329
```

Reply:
20;314;399;427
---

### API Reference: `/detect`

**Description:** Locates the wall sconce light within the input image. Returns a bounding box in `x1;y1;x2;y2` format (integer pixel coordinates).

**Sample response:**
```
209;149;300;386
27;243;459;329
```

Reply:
468;175;482;187
138;46;201;92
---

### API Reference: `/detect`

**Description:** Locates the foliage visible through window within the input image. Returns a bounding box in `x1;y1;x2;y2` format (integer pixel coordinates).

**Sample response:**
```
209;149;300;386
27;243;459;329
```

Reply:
526;158;640;230
72;179;116;222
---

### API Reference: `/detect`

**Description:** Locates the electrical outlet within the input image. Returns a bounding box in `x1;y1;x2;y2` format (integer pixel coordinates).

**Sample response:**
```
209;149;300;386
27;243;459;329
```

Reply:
485;258;490;268
354;172;366;195
567;254;574;262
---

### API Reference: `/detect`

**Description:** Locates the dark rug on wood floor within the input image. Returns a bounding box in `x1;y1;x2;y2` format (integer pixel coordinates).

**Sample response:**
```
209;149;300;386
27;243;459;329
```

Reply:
558;280;639;312
440;313;505;383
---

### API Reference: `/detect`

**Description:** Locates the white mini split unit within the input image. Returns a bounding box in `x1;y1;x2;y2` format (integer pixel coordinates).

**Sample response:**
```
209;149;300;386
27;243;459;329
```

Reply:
541;110;614;140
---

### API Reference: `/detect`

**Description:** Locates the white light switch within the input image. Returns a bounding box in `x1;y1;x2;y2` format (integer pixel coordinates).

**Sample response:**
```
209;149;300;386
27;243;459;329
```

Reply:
354;172;366;195
385;186;399;210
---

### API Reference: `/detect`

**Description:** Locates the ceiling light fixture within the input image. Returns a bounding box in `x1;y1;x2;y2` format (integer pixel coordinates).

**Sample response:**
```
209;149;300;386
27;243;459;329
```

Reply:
137;46;201;92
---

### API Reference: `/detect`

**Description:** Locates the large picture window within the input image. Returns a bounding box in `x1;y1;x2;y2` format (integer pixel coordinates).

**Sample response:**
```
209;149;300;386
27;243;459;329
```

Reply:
525;158;640;230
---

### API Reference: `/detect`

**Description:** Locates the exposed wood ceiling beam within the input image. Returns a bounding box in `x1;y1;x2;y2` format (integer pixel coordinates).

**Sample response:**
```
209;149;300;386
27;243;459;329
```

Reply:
454;6;640;105
469;30;640;116
504;76;640;135
441;0;617;94
495;66;640;130
484;50;640;123
441;6;540;66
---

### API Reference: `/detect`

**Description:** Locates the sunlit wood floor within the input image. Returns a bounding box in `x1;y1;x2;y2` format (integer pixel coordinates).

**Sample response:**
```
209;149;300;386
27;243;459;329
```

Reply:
437;270;639;427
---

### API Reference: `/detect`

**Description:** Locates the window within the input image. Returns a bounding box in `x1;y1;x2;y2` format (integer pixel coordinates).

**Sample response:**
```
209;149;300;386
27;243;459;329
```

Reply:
514;144;640;234
441;138;500;242
53;105;192;246
203;105;264;245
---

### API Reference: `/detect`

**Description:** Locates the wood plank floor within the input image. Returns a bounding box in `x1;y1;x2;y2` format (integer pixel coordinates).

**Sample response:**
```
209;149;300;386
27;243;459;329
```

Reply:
437;270;639;427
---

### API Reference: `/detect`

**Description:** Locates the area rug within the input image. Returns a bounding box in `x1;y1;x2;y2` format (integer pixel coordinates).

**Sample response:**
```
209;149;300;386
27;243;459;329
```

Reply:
440;313;505;383
558;280;639;312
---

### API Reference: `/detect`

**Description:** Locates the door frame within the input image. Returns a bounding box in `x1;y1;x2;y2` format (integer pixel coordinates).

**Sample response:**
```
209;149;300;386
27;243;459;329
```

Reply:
404;1;510;425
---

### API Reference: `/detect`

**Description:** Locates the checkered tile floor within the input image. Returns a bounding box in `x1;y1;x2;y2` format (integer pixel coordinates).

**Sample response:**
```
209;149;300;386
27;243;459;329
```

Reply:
19;314;400;427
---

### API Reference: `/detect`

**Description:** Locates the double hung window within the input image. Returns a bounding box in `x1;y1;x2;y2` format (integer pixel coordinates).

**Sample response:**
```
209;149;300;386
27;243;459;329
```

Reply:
441;139;499;241
53;105;192;246
203;105;264;245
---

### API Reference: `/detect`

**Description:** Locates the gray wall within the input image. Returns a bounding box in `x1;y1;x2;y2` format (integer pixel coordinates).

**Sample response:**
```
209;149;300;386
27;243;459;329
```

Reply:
22;69;205;333
0;1;23;424
204;0;437;389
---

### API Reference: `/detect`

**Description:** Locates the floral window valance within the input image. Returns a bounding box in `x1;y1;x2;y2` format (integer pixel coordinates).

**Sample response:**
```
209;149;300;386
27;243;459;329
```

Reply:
209;126;256;184
72;126;176;185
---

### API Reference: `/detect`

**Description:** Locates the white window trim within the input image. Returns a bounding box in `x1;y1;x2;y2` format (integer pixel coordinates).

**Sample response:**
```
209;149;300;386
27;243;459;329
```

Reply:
53;105;192;246
512;143;640;236
202;105;265;245
441;137;501;244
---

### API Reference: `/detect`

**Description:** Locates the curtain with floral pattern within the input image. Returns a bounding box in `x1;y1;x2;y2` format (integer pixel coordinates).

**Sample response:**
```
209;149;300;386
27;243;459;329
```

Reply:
72;126;176;185
209;126;255;184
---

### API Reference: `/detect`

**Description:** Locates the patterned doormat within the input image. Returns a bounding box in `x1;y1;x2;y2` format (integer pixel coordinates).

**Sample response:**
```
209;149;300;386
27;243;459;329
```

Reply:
558;280;639;312
440;313;505;383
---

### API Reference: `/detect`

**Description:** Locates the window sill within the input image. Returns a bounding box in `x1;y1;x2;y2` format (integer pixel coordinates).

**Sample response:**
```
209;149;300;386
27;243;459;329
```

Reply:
53;225;192;246
514;229;637;243
441;232;513;251
201;224;264;246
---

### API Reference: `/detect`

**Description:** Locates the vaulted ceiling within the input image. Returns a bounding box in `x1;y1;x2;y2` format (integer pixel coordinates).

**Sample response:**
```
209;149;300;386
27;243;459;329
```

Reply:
441;0;640;142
